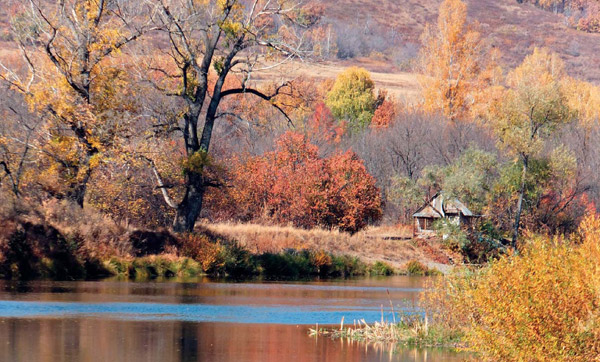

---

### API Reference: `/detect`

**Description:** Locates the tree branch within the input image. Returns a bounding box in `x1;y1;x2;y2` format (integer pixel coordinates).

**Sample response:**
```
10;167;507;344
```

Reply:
139;155;178;209
221;85;294;127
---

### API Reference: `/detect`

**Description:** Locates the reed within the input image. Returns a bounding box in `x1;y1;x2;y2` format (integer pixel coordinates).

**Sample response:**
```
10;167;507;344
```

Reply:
309;313;462;348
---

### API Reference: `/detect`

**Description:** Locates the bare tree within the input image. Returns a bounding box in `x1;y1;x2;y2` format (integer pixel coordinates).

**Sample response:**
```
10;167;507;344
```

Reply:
141;0;320;232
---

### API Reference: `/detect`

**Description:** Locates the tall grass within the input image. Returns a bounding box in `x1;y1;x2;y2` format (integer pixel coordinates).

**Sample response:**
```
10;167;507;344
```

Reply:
203;222;453;272
310;311;462;347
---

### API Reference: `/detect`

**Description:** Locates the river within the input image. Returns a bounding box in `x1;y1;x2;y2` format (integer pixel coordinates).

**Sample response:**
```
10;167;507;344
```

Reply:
0;276;467;361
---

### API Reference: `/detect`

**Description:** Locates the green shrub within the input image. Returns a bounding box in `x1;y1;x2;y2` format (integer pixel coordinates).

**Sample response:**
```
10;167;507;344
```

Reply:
404;260;440;276
369;261;395;276
330;255;367;277
433;219;469;252
217;242;257;278
258;250;315;279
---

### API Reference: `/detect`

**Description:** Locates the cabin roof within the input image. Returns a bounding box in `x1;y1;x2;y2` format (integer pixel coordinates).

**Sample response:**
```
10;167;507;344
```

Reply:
412;192;474;218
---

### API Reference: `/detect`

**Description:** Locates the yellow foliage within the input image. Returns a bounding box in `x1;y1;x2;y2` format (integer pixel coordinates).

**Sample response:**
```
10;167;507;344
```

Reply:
419;0;485;121
424;213;600;360
181;150;212;175
178;233;223;272
325;67;376;131
563;77;600;128
311;250;332;270
217;0;244;39
487;48;573;158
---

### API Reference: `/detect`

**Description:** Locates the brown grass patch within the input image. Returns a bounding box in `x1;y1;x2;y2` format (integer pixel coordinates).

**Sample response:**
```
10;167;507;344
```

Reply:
201;222;457;272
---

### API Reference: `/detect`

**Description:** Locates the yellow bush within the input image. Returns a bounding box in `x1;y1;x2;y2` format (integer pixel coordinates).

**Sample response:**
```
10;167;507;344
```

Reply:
178;233;222;273
311;250;332;272
424;213;600;361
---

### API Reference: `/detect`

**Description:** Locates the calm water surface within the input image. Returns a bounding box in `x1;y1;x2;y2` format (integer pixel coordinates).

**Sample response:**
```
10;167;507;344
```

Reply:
0;276;467;362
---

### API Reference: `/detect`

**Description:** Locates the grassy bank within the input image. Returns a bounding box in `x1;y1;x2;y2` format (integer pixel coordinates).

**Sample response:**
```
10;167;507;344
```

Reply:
0;200;442;281
203;222;456;273
101;247;400;281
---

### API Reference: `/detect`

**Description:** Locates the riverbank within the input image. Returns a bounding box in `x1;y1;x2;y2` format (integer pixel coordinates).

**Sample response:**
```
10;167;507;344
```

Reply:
0;201;445;280
312;214;600;360
203;222;458;273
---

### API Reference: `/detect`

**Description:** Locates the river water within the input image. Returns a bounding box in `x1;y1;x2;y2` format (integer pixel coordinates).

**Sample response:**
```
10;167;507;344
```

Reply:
0;276;467;361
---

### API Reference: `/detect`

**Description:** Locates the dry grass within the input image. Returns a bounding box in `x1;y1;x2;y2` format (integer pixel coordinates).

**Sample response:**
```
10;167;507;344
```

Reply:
201;222;457;273
0;198;134;256
309;313;462;348
251;60;422;103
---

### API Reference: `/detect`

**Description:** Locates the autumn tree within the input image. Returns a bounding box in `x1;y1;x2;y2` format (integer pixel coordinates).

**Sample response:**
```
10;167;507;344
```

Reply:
325;67;377;132
0;86;38;198
305;102;345;147
0;0;151;207
418;0;485;121
486;48;574;245
225;132;382;233
370;95;397;128
142;0;322;232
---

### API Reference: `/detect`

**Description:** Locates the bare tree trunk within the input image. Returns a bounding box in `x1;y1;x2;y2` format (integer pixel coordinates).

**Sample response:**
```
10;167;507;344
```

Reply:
512;156;528;247
173;173;206;232
67;162;94;208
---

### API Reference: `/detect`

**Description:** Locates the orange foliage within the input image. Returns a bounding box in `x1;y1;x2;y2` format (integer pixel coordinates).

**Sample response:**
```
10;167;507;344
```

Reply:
306;102;345;143
419;0;485;121
224;132;382;233
371;98;397;128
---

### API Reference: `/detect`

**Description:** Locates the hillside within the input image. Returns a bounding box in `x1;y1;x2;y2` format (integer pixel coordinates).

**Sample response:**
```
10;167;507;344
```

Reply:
317;0;600;83
251;60;421;101
2;0;599;91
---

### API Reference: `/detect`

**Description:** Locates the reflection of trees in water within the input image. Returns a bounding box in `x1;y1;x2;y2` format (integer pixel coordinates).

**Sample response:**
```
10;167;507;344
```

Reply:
0;318;466;362
0;279;467;361
341;338;465;362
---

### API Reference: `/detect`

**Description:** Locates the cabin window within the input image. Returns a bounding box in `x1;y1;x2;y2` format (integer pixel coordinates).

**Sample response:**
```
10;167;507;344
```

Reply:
418;218;433;231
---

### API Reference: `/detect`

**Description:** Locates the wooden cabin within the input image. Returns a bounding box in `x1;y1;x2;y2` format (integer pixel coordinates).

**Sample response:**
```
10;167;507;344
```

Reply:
412;193;477;237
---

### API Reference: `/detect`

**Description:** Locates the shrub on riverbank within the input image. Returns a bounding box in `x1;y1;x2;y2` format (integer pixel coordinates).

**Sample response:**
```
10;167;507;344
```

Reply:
422;213;600;361
0;200;401;280
104;256;202;279
403;260;441;276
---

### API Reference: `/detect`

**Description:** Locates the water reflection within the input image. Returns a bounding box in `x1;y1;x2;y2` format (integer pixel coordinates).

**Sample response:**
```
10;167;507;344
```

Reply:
0;319;465;362
0;277;468;362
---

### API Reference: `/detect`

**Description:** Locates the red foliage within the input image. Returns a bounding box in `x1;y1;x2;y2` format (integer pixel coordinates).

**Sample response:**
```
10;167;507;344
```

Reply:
371;98;397;128
225;132;382;233
307;102;345;143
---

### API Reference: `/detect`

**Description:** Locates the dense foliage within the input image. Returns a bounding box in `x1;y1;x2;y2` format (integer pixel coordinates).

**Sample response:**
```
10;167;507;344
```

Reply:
325;67;378;132
222;132;382;233
0;0;599;246
424;212;600;360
